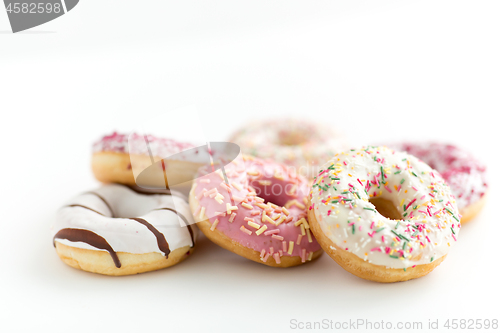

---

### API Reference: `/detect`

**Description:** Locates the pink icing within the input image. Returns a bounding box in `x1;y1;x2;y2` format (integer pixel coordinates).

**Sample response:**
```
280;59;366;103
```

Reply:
193;156;321;260
93;132;195;158
390;142;488;210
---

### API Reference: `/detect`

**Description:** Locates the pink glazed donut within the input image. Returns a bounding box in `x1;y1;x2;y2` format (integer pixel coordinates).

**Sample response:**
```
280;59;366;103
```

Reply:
92;132;206;192
189;155;323;267
390;142;488;223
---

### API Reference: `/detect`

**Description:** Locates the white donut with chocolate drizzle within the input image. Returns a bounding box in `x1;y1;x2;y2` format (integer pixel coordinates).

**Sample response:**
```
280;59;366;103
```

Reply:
52;184;196;268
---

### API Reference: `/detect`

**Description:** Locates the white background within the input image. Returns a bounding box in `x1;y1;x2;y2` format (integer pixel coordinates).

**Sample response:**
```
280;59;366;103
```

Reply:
1;1;499;332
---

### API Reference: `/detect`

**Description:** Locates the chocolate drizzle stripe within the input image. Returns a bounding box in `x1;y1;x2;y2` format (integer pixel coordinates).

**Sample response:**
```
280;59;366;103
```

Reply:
65;204;104;216
161;159;170;190
186;225;195;248
121;184;188;201
86;192;114;217
53;228;121;268
123;184;173;196
153;207;195;247
129;218;171;258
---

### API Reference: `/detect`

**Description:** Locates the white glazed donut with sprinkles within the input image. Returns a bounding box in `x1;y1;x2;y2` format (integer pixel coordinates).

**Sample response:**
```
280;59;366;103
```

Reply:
308;146;460;283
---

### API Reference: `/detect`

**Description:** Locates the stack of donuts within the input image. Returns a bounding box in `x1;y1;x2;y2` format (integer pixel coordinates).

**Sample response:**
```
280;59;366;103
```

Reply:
52;120;487;282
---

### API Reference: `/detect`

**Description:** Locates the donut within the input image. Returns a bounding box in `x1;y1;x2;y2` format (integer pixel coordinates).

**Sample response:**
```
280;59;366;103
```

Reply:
92;132;206;191
229;119;348;178
189;155;323;267
52;184;197;275
388;142;487;223
308;146;460;282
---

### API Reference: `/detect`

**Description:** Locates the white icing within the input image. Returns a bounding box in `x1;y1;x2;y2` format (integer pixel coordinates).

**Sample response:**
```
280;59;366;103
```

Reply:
52;184;197;254
310;146;460;269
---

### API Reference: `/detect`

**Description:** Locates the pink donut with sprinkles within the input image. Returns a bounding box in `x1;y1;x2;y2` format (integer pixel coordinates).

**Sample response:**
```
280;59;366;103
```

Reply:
92;132;207;192
390;142;488;223
189;155;323;267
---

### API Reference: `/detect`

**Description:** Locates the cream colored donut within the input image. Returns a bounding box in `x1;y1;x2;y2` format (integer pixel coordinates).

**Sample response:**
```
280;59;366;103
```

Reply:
52;184;197;275
229;118;348;178
92;132;206;192
308;146;460;282
189;155;323;267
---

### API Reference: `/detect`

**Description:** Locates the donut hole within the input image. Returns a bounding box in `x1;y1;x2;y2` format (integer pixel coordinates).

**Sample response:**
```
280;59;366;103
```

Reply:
369;198;403;220
251;184;289;207
278;131;309;146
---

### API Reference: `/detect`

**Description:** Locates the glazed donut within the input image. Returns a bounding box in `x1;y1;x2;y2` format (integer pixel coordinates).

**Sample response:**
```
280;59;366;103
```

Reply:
388;142;487;223
308;146;460;282
229;119;348;178
52;184;197;275
189;155;323;267
92;132;206;191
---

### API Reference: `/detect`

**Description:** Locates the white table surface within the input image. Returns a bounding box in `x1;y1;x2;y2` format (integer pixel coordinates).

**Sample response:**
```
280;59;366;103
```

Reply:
1;1;499;332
